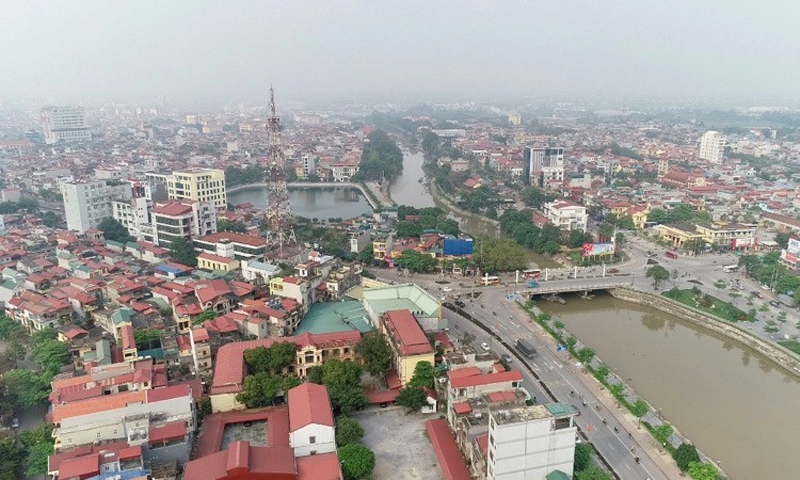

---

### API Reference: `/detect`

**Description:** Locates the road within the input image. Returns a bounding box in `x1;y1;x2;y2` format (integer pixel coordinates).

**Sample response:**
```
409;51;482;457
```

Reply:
376;269;677;480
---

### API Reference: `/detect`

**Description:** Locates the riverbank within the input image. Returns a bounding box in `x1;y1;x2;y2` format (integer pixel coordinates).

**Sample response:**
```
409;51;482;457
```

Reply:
227;181;391;210
610;287;800;379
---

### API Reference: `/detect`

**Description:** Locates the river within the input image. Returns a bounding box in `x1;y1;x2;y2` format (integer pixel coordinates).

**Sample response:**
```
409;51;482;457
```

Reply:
228;186;372;221
543;293;800;480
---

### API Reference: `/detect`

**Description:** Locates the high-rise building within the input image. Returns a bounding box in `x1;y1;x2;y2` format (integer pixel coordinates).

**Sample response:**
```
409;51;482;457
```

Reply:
523;147;564;187
61;180;132;233
151;200;217;247
699;131;725;164
165;168;227;210
508;112;522;126
41;106;92;144
112;180;165;242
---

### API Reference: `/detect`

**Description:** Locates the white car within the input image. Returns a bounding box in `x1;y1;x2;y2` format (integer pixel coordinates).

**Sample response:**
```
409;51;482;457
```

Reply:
442;286;453;292
480;342;490;351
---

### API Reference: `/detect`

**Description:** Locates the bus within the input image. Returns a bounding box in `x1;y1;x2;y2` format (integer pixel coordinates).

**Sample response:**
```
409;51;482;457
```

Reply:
523;269;542;279
477;276;501;286
665;251;678;259
722;265;739;273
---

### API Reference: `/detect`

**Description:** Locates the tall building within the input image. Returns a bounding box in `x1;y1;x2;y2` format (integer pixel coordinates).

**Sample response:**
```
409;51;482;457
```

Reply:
699;131;725;164
151;200;217;247
112;180;165;242
508;112;522;126
523;147;564;187
165;168;227;210
41;106;92;144
61;180;132;233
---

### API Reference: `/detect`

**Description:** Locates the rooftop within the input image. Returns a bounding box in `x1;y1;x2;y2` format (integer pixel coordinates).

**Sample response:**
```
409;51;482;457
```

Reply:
382;309;434;356
295;300;373;335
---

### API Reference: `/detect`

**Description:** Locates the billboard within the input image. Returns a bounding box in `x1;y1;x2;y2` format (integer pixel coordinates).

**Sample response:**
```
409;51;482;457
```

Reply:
788;237;800;255
731;238;755;249
443;238;474;256
781;249;798;265
582;243;615;257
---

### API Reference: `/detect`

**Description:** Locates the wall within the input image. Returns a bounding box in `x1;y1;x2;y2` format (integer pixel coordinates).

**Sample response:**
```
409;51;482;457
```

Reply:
210;392;245;413
610;288;800;378
290;424;336;457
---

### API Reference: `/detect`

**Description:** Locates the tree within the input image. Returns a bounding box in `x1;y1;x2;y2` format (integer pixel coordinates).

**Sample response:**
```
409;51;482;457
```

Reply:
0;439;25;480
673;443;701;471
408;361;434;389
40;211;60;227
575;347;595;365
395;387;429;412
394;249;437;273
359;130;404;181
307;365;324;384
338;444;376;480
217;219;247;233
631;399;649;417
236;372;302;408
31;338;70;375
521;186;551;209
652;423;673;445
169;237;198;267
355;331;392;378
568;229;593;249
574;465;613;480
475;237;528;273
335;416;365;447
574;442;594;472
2;369;50;408
687;461;719;480
646;265;671;289
357;244;374;263
616;215;635;230
20;424;55;476
243;342;298;375
0;315;22;339
421;131;441;158
134;328;162;350
321;359;367;414
98;217;133;243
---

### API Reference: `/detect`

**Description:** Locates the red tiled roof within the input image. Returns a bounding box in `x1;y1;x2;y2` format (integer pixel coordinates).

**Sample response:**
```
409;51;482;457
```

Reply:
288;383;335;431
453;402;472;414
382;309;434;356
446;366;482;380
488;391;517;403
365;389;400;404
198;251;237;265
120;324;135;351
149;421;187;443
449;370;523;389
152;200;195;216
58;453;100;479
475;433;489;457
184;440;296;480
192;328;210;343
193;407;290;459
297;452;342;480
425;419;471;480
196;231;267;248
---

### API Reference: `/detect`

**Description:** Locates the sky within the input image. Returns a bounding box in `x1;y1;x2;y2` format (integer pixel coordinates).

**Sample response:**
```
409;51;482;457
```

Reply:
1;0;799;106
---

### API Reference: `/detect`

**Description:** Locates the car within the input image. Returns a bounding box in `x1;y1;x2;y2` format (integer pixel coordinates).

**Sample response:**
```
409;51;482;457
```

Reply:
769;300;781;307
607;268;619;274
761;284;771;290
455;300;466;308
501;353;513;363
480;342;490;351
442;286;453;292
10;418;19;429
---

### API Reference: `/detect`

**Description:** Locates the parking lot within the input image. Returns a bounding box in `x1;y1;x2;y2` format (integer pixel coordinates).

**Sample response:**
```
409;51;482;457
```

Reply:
355;407;443;480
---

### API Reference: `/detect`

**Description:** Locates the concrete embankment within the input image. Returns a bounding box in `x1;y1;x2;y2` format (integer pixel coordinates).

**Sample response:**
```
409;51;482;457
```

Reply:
228;182;388;210
610;287;800;379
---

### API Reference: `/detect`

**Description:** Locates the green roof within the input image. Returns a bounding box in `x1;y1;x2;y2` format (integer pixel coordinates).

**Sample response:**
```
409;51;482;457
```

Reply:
545;470;571;480
106;240;124;248
111;307;135;325
296;301;373;335
363;283;440;318
544;402;579;418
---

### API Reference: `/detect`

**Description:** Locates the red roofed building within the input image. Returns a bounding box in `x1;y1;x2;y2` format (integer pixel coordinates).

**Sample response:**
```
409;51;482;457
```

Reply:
425;419;471;480
379;309;435;386
151;199;216;248
288;383;335;457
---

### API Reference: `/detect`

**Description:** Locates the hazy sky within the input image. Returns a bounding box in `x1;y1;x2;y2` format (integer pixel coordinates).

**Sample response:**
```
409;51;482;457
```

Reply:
2;0;799;105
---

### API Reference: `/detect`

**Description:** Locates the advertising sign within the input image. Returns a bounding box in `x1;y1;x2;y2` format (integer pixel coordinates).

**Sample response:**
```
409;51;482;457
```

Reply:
582;243;615;257
443;238;474;256
788;237;800;255
781;249;798;265
731;238;755;249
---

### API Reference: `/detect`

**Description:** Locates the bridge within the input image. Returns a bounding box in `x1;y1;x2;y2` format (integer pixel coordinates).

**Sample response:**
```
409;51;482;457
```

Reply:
500;275;635;296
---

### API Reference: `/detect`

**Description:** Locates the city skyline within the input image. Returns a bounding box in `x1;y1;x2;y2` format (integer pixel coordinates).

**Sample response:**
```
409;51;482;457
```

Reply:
2;1;800;105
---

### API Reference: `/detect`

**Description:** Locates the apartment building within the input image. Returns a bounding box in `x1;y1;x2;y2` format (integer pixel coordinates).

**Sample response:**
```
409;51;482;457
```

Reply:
694;223;757;250
112;179;164;242
5;290;73;332
270;276;312;313
699;131;725;164
41;106;92;144
165;168;227;210
151;200;217;247
523;147;564;187
194;231;269;261
62;179;132;232
544;201;588;233
380;309;435;386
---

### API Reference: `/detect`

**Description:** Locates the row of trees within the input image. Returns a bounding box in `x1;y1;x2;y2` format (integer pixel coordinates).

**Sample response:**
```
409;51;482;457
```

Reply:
500;209;595;255
396;206;460;237
739;252;800;300
357;130;403;181
0;197;39;214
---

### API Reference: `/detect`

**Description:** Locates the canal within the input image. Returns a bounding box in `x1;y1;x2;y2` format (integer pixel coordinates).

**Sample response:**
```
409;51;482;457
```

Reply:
542;293;800;480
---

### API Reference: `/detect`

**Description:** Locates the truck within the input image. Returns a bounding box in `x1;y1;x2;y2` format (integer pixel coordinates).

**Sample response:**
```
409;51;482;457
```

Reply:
515;338;536;359
722;265;739;273
665;251;678;259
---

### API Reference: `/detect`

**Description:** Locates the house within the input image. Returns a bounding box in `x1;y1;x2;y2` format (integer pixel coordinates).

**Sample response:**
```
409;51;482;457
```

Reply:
197;251;240;272
544;201;588;233
288;383;336;457
379;309;435;386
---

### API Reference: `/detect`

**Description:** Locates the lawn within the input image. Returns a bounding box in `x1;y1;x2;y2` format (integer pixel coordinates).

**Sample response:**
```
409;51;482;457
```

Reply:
778;340;800;357
662;288;746;322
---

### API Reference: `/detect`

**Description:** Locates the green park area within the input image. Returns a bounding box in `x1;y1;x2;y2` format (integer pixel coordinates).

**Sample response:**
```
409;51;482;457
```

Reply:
662;288;747;322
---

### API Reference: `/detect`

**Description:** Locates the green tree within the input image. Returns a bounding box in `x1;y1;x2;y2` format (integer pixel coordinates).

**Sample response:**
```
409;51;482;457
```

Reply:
475;237;528;273
687;461;719;480
673;443;701;471
1;369;50;408
359;130;404;181
631;399;649;418
0;315;22;339
20;424;55;476
217;219;247;233
32;338;70;375
335;416;365;447
575;347;595;365
193;309;219;325
616;215;636;230
575;465;613;480
652;423;673;445
395;249;437;273
236;372;302;408
521;186;552;209
0;439;25;480
357;244;374;263
395;387;429;412
40;211;60;227
307;365;324;384
421;131;441;158
574;442;594;472
169;237;198;267
134;328;162;350
243;342;298;375
408;361;434;389
646;265;671;289
98;217;133;243
594;364;609;381
568;229;593;249
338;444;376;480
355;331;392;378
321;359;367;414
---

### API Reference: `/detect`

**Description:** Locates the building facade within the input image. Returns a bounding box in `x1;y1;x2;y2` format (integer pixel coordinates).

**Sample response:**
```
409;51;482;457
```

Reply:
62;180;132;233
41;106;92;144
699;131;725;164
544;201;588;233
151;200;217;247
523;147;564;187
165;168;227;210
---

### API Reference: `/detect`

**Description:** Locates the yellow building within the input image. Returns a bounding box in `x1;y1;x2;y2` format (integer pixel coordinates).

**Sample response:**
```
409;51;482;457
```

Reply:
625;206;650;229
197;251;240;272
166;168;227;210
380;309;435;386
655;223;701;247
695;223;757;249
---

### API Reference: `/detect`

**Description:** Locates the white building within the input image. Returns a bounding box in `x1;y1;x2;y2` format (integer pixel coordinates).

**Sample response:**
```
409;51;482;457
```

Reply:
523;147;564;187
487;403;577;480
151;200;217;247
112;180;163;242
544;200;588;233
699;131;726;164
164;168;227;210
241;259;282;283
288;382;336;457
62;180;132;233
41;106;92;144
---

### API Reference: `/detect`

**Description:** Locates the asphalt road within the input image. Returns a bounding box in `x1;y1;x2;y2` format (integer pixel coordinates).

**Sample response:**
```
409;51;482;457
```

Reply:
376;269;671;480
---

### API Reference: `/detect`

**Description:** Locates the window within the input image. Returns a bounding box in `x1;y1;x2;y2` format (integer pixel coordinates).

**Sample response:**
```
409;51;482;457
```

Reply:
310;450;317;455
97;432;101;438
309;436;316;444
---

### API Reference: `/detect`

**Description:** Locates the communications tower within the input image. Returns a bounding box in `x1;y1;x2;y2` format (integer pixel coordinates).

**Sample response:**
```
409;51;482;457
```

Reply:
264;86;296;250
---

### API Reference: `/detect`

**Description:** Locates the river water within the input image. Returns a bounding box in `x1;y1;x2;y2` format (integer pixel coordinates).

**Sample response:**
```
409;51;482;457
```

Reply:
543;293;800;480
228;186;372;220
